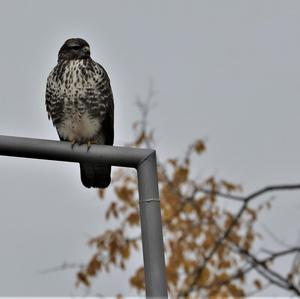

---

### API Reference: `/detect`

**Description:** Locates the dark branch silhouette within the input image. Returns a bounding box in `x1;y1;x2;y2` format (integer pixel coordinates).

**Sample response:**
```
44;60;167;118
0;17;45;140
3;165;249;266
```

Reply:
179;183;300;297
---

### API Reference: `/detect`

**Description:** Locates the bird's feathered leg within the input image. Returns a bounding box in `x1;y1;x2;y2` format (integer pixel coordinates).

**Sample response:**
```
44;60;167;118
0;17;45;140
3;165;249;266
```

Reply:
70;139;76;149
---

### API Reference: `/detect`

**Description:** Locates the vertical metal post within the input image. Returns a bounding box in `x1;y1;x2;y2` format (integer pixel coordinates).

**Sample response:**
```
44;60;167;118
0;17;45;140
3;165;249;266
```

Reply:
0;135;168;297
137;151;168;298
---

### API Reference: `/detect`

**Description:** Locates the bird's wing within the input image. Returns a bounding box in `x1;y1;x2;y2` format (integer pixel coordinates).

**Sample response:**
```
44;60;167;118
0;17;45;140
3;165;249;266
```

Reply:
80;61;114;188
95;62;114;146
45;67;64;126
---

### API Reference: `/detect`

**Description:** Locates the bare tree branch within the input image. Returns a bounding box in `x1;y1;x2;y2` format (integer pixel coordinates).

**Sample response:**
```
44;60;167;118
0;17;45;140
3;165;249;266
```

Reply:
228;239;300;295
38;262;84;274
180;183;300;297
244;184;300;203
193;184;245;202
261;247;300;260
262;223;293;249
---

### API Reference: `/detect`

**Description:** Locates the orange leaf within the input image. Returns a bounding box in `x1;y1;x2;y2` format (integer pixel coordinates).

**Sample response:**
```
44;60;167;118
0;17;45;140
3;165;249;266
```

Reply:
217;272;230;283
221;180;241;192
219;260;231;269
86;256;101;276
163;206;174;222
194;140;206;154
98;189;106;199
254;279;262;289
77;271;90;287
168;159;178;167
228;284;244;296
121;245;130;259
173;167;189;184
130;267;145;291
183;202;194;213
198;267;210;286
203;232;215;250
127;212;140;226
115;186;134;202
134;131;145;146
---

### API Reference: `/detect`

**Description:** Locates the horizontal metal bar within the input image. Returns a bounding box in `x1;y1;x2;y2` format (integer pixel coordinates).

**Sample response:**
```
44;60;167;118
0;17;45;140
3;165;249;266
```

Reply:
0;134;168;298
0;135;153;168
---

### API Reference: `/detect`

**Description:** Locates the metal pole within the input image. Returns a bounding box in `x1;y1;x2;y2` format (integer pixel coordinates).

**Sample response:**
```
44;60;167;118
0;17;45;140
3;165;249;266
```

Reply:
137;151;168;298
0;135;168;298
0;135;152;167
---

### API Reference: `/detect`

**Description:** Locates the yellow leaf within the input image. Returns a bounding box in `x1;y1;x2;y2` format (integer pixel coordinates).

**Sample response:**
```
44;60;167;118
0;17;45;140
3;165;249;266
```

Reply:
115;186;134;202
161;184;180;206
120;260;126;270
86;256;101;276
194;140;206;154
287;272;293;283
121;245;130;259
131;239;139;250
221;180;241;192
254;279;262;289
183;202;194;213
173;167;189;184
217;244;226;260
168;158;178;167
217;272;230;283
183;260;197;272
203;232;215;250
130;267;145;291
246;207;257;221
198;267;210;286
219;260;231;269
162;204;175;222
105;202;118;219
192;226;201;238
77;271;90;287
266;201;272;209
166;265;178;284
127;212;140;226
228;283;244;296
134;131;145;146
98;189;106;199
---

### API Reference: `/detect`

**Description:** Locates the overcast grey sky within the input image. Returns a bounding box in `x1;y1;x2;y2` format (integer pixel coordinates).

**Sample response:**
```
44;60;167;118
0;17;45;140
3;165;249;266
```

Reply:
0;0;300;296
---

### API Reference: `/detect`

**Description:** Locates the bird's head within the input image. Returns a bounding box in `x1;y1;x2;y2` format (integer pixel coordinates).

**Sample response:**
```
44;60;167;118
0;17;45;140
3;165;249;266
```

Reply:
58;38;91;62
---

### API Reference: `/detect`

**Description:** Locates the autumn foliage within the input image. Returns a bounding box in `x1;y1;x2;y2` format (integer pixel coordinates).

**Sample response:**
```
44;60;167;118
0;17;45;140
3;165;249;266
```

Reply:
75;100;300;298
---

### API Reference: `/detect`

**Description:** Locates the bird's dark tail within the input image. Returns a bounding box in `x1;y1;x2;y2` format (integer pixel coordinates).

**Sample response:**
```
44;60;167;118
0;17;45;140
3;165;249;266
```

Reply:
80;163;111;188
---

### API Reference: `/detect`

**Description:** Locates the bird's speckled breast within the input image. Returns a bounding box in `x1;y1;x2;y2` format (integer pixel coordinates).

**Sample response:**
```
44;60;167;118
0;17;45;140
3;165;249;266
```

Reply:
46;59;108;142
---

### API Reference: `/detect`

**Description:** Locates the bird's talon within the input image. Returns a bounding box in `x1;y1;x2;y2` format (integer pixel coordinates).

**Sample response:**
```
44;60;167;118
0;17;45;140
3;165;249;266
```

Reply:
87;141;92;151
70;140;76;149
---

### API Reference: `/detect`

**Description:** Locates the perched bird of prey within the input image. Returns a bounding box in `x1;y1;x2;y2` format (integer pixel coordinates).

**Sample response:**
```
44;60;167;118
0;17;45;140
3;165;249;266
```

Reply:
46;38;114;188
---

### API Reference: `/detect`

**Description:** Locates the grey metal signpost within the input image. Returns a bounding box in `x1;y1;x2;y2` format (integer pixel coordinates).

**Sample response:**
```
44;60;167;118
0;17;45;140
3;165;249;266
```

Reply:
0;135;168;298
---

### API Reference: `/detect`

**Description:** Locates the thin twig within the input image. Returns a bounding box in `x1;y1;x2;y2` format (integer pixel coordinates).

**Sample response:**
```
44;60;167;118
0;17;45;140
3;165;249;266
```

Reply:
38;262;84;274
194;185;245;202
180;183;300;297
232;243;300;295
262;223;293;249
